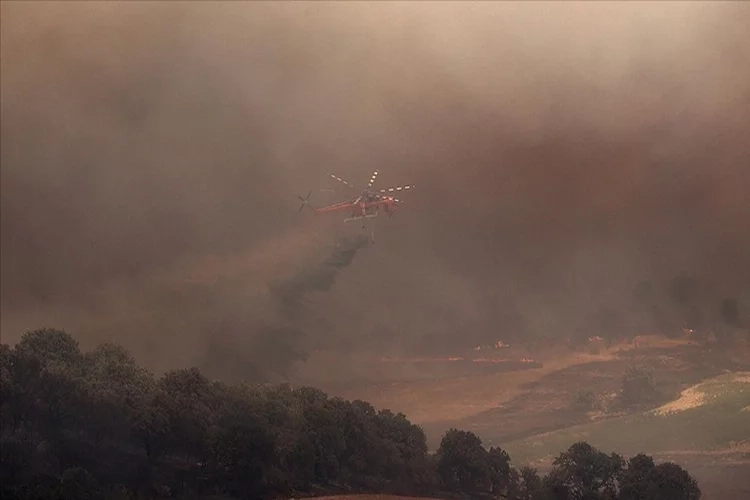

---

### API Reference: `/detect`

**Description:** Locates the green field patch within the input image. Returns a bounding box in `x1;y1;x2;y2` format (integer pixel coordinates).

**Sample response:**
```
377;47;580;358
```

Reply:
504;373;750;465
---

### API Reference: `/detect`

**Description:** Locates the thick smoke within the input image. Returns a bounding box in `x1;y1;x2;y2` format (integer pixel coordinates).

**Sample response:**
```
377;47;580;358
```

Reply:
199;233;370;382
2;2;749;380
271;234;371;320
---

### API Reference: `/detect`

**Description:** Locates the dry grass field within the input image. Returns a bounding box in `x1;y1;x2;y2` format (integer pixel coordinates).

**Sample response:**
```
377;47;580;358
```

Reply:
312;335;750;500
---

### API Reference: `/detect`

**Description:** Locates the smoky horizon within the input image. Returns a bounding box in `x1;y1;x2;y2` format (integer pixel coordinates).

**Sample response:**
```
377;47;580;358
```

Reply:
2;1;749;380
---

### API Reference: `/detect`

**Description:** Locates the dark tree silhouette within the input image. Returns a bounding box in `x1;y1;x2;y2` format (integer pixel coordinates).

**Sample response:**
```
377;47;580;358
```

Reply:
621;365;660;407
1;329;703;500
545;441;624;500
436;428;491;493
620;454;700;500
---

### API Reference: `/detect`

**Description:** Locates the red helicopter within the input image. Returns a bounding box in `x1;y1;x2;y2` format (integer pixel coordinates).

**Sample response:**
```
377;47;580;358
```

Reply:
297;170;414;230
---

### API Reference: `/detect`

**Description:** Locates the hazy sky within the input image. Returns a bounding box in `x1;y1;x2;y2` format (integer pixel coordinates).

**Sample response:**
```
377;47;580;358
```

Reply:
2;2;749;378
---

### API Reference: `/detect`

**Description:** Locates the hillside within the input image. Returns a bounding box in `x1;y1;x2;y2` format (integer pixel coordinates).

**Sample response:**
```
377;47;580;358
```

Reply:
320;336;750;500
503;372;750;463
322;336;749;442
1;328;714;500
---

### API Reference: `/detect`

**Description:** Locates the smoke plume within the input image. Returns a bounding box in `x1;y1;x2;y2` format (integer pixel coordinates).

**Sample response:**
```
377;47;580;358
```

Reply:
271;234;371;320
2;2;749;381
197;234;370;381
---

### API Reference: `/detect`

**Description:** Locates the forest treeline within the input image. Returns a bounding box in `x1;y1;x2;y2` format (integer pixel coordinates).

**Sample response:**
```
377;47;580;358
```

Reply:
1;329;701;500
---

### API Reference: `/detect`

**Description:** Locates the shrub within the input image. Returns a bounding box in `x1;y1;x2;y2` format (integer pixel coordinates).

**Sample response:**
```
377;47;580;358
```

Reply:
572;389;600;412
621;365;659;407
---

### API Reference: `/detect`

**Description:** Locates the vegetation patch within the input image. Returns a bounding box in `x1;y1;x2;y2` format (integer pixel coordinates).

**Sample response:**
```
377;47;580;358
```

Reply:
652;386;706;415
1;328;707;500
504;373;750;466
572;389;601;412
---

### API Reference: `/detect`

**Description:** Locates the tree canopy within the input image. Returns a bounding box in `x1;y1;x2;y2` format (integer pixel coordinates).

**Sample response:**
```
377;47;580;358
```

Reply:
1;329;701;499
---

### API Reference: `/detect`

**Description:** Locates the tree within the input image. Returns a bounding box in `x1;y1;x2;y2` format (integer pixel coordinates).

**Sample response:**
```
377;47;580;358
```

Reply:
0;344;19;430
573;390;600;412
16;352;89;476
82;343;155;445
130;385;170;463
60;467;103;500
14;473;63;500
518;466;544;500
375;408;429;482
0;434;32;491
7;329;88;437
435;428;490;493
619;453;656;500
0;329;708;500
487;446;514;497
620;454;701;500
297;391;347;484
207;386;276;499
335;399;380;480
621;365;659;407
158;367;215;462
14;328;82;368
545;442;623;500
6;329;88;435
648;462;701;500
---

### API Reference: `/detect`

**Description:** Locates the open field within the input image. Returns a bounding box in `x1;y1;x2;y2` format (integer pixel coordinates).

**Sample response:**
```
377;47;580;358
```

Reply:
317;336;750;500
322;349;624;424
496;374;750;499
323;336;750;443
502;372;750;464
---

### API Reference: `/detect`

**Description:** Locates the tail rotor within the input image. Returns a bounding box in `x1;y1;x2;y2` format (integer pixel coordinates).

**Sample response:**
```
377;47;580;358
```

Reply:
297;190;313;212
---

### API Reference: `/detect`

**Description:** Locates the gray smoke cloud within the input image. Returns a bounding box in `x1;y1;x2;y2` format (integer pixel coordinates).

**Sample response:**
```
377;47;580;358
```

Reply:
271;234;371;320
2;2;749;380
201;234;371;382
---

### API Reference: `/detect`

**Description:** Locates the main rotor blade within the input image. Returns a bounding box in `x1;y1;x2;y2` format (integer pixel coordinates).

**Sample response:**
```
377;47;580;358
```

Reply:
329;173;356;189
379;185;414;193
367;169;379;188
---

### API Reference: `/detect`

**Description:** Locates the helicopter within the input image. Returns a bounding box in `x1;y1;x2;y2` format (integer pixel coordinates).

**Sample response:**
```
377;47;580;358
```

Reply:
297;169;414;234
